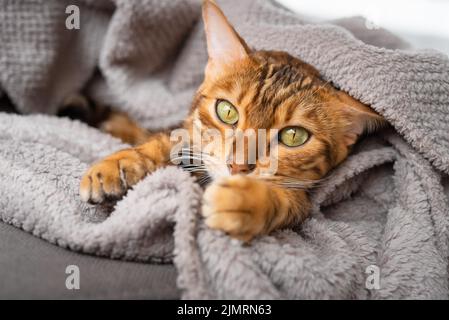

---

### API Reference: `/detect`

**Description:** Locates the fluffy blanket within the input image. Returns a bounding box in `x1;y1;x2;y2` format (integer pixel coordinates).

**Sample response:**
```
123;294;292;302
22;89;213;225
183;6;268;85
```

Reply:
1;0;449;299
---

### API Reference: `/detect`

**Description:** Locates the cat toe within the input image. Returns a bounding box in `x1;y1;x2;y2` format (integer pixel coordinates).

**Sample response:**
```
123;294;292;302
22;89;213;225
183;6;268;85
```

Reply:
202;176;270;241
79;161;127;203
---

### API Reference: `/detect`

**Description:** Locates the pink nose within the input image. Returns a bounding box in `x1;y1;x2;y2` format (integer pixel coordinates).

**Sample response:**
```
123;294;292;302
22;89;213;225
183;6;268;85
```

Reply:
228;163;256;175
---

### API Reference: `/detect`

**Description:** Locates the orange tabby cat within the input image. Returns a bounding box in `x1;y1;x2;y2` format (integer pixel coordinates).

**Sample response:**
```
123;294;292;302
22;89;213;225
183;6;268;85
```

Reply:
80;0;385;242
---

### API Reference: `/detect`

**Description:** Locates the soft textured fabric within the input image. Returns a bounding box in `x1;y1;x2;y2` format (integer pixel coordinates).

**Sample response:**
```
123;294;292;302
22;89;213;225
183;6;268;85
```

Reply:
0;0;448;299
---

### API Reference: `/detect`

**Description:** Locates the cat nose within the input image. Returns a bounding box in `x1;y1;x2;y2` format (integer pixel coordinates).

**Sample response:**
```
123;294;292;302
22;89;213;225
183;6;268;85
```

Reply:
228;163;256;175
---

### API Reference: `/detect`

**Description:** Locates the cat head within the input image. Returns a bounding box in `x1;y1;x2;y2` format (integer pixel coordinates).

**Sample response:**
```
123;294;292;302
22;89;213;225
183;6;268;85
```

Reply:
187;0;385;184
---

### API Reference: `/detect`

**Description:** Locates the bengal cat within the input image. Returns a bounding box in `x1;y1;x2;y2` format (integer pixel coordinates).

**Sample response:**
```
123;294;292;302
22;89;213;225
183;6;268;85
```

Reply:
79;0;385;242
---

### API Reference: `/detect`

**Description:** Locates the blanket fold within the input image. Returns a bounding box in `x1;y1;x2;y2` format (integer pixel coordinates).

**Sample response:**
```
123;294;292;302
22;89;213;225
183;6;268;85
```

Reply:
1;0;448;299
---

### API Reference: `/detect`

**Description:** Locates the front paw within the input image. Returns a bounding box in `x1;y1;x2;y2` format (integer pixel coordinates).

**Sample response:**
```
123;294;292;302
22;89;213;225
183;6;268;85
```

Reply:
80;149;154;203
202;175;273;242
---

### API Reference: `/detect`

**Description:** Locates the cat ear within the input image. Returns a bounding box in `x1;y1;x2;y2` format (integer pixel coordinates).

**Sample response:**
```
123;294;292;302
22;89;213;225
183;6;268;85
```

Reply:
337;91;387;147
202;0;250;75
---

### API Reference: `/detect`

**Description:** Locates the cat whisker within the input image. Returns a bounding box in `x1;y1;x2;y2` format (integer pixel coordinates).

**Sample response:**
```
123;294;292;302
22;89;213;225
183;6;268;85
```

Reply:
174;149;221;165
196;173;212;187
179;148;213;156
180;164;208;169
275;184;309;190
182;168;210;173
171;155;208;162
259;174;331;190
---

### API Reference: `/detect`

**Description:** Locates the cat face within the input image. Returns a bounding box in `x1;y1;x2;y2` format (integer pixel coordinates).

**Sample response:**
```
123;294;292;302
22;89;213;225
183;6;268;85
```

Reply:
187;1;384;185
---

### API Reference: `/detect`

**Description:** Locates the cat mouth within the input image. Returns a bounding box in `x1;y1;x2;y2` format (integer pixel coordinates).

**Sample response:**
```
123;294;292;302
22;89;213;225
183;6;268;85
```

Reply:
177;156;253;187
177;156;323;191
178;162;214;187
174;147;279;187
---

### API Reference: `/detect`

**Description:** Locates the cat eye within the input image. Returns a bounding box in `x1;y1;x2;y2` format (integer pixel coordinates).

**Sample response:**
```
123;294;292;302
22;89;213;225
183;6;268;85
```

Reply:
216;100;239;125
279;126;309;147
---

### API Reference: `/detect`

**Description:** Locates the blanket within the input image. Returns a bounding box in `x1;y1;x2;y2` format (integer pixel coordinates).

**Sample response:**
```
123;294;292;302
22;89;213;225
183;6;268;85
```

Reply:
1;0;449;299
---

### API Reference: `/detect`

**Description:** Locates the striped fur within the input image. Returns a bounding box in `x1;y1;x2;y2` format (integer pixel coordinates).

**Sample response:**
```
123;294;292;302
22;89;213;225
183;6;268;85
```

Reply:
80;0;385;242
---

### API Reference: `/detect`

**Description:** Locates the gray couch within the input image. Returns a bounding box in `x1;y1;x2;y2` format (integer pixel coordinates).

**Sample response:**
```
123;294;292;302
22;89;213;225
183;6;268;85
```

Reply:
0;222;179;299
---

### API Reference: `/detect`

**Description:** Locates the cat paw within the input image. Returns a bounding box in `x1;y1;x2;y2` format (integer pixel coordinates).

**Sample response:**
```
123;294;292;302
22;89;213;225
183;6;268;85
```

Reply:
202;175;272;242
80;149;154;203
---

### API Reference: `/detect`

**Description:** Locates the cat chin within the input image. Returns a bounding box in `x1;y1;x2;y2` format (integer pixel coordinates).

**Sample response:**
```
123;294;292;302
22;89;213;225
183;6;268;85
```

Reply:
205;164;264;182
205;165;231;181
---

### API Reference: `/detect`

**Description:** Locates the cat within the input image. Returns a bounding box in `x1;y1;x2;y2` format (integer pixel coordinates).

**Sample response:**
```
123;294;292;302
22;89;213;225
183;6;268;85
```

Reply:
79;0;385;242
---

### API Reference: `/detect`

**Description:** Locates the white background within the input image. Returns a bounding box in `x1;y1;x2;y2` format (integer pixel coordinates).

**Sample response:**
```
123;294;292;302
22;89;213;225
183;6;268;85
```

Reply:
277;0;449;55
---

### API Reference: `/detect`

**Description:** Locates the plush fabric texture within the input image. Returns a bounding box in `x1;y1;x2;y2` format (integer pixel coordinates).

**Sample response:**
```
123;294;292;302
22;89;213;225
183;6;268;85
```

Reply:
0;0;448;299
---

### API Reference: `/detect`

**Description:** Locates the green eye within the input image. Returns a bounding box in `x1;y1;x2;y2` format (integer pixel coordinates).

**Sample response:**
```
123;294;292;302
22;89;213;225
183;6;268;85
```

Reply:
216;100;239;125
279;126;309;147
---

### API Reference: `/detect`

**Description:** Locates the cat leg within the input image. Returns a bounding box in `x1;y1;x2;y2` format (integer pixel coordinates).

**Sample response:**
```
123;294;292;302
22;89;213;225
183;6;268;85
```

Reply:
100;111;152;146
60;93;151;146
80;132;172;203
202;175;310;242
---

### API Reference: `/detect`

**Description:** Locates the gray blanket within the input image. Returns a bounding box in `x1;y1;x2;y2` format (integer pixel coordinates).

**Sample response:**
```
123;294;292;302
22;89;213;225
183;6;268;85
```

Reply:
1;0;449;299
